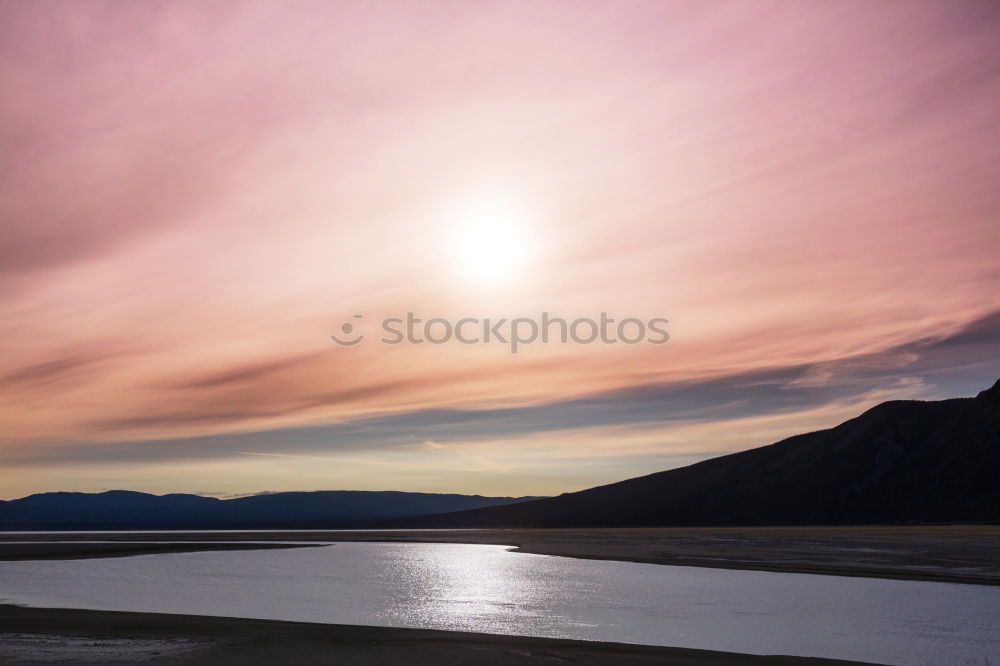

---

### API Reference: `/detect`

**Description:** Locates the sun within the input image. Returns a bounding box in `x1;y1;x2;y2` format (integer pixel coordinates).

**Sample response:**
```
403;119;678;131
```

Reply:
450;188;534;285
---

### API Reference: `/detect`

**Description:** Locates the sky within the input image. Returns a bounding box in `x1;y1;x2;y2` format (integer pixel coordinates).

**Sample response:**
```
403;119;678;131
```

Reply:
2;0;999;499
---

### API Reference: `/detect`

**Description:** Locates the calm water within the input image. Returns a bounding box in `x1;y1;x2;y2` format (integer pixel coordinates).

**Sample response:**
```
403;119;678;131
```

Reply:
2;542;997;665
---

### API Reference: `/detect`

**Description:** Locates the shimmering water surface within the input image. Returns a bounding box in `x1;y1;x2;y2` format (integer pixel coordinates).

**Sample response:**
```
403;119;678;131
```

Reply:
2;542;997;665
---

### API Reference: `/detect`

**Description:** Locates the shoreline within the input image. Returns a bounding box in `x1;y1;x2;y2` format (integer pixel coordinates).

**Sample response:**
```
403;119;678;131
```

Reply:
0;604;878;665
0;541;321;561
2;525;997;585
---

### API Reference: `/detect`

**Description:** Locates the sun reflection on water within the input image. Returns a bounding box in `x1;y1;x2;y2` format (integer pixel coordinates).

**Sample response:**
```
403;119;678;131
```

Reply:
379;544;543;634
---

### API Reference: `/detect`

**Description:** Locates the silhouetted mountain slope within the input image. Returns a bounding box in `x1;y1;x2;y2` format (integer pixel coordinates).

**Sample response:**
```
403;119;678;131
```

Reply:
399;379;1000;527
0;490;543;530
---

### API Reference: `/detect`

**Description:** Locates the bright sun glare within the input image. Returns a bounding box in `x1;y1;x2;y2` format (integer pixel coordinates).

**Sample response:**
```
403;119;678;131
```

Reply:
451;189;534;285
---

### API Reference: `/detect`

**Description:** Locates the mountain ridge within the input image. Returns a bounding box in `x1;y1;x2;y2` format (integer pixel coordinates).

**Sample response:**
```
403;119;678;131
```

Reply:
392;379;1000;528
0;489;544;530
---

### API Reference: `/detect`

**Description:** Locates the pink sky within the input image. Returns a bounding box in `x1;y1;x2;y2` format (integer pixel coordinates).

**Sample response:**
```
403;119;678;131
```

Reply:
2;1;999;498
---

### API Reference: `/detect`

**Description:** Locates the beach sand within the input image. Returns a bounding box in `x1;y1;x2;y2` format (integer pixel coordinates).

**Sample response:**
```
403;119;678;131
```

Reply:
0;605;877;665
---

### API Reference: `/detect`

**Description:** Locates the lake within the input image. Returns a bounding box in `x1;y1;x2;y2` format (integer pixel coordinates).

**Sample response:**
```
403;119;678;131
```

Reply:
1;542;997;665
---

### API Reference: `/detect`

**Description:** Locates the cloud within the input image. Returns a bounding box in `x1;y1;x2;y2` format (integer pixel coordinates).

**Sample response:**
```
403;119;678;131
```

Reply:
2;355;104;388
7;308;998;475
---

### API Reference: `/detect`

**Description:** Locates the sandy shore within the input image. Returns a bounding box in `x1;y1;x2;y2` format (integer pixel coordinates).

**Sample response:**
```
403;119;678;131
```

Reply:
0;605;878;665
2;525;997;585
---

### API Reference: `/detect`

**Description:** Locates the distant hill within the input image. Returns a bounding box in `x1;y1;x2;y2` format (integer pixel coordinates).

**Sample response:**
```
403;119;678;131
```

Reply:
396;379;1000;528
0;490;544;530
